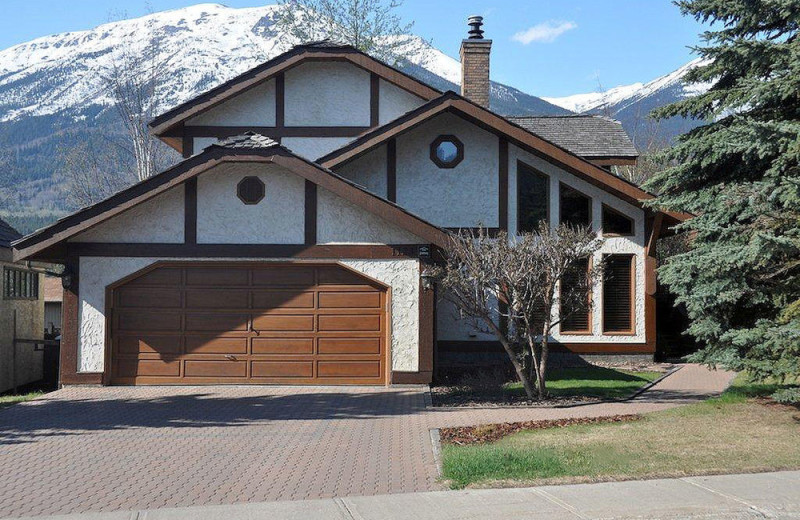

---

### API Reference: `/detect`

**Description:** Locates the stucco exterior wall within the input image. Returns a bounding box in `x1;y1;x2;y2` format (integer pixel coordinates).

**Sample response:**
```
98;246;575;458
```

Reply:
196;163;305;244
70;188;184;244
185;79;276;126
395;112;499;228
378;79;424;125
285;61;370;126
282;137;354;161
76;257;420;373
335;144;388;197
0;263;44;392
316;187;422;245
193;137;219;154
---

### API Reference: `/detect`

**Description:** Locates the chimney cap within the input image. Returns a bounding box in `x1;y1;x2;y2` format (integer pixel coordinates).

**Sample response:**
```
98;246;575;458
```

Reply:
467;15;484;39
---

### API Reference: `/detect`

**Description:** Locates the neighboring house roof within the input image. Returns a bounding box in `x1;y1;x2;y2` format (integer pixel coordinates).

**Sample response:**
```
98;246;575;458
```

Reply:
43;276;62;303
506;115;639;160
319;91;689;225
12;132;450;262
148;41;442;145
0;217;21;249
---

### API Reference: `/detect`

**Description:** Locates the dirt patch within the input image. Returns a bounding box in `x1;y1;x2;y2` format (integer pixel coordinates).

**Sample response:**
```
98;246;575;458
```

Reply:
430;387;600;408
440;414;642;445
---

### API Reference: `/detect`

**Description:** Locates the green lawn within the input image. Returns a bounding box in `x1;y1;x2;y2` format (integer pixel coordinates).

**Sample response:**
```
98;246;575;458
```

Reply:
506;367;662;400
442;374;800;489
0;391;44;409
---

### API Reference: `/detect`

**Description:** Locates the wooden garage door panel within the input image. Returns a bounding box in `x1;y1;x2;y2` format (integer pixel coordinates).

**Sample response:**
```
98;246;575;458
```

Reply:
251;361;313;378
185;313;249;331
318;361;381;378
252;291;314;309
186;289;249;309
252;338;314;355
117;311;181;332
117;335;181;355
185;337;248;355
184;360;247;377
112;264;388;385
253;314;314;331
117;359;181;378
186;268;248;286
318;338;381;355
318;314;381;332
252;267;314;286
318;291;380;309
117;288;182;309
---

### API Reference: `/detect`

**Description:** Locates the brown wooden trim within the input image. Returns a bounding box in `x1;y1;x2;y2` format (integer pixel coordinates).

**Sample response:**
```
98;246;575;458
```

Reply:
589;157;638;167
644;213;663;351
436;340;654;355
601;203;636;237
387;138;396;202
181;134;193;159
305;180;317;245
150;47;440;136
429;135;464;169
275;72;285;128
418;262;434;377
184;178;197;245
319;93;690;224
183;125;371;139
370;73;380;127
498;137;509;230
391;371;432;384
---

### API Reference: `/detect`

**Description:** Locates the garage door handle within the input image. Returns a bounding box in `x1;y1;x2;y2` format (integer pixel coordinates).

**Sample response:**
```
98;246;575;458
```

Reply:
225;355;237;361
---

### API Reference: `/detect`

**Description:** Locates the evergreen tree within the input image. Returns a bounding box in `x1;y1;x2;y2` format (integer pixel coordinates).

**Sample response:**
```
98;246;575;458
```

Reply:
647;0;799;397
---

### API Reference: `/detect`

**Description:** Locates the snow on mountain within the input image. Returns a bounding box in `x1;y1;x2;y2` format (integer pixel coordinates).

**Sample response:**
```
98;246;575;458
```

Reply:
543;58;712;115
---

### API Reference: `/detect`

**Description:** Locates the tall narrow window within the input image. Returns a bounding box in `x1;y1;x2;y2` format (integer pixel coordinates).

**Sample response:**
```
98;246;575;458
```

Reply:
517;162;549;233
602;204;635;236
603;255;634;333
560;184;592;229
561;257;591;333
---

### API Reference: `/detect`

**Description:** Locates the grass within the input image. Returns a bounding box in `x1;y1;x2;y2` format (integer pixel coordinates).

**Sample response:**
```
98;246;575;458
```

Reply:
505;367;662;400
442;373;800;489
0;391;44;409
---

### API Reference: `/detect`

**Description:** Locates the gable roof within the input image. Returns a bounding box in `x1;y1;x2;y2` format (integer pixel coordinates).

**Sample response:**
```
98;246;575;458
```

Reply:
506;115;638;160
148;42;441;140
319;91;689;225
0;217;21;250
13;133;450;262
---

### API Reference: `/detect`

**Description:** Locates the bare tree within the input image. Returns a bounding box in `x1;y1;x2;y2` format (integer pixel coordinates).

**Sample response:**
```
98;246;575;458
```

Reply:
437;223;603;400
59;139;135;209
274;0;428;65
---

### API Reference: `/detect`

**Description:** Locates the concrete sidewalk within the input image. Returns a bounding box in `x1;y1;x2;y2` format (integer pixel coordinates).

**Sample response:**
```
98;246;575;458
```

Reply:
10;471;800;520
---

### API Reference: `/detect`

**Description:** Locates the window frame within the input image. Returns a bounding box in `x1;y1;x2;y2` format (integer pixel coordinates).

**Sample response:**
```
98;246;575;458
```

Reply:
558;182;593;230
601;253;636;335
236;176;266;205
3;267;40;301
429;135;464;169
601;203;635;237
559;256;593;335
516;160;550;233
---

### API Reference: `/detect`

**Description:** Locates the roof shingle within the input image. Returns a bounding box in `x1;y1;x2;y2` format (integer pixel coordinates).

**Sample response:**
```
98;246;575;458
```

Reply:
506;115;638;159
0;217;21;249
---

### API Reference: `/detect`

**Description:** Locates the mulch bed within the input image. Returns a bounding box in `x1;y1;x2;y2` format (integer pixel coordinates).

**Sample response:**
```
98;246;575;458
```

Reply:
430;387;600;408
439;414;642;445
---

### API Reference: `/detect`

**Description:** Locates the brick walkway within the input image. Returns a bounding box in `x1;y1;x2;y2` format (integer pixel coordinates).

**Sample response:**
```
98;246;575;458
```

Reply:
0;365;734;518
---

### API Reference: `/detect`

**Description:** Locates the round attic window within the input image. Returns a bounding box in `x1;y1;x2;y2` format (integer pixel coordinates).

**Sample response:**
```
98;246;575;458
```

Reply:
430;135;464;168
237;176;265;205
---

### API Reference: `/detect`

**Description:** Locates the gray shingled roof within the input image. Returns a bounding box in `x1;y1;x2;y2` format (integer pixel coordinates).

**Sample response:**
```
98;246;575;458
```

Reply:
0;217;21;249
507;115;638;159
217;132;280;149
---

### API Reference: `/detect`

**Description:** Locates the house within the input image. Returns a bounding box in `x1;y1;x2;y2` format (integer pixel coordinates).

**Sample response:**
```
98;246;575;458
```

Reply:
43;275;62;336
1;217;44;392
12;17;687;387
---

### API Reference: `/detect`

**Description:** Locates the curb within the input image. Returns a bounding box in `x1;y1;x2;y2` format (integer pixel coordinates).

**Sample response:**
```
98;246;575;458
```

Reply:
429;428;443;477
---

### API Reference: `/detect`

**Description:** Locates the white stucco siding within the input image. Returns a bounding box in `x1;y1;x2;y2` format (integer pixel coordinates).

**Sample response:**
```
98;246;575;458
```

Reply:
378;79;424;125
509;144;647;343
193;137;219;154
76;257;420;373
285;61;371;126
335;145;388;198
70;187;184;244
185;80;276;126
317;187;422;245
395;112;499;228
196;163;305;244
436;291;498;342
282;137;355;161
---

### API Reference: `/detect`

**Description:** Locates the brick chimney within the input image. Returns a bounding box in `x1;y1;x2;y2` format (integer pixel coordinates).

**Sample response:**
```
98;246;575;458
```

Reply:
460;16;492;108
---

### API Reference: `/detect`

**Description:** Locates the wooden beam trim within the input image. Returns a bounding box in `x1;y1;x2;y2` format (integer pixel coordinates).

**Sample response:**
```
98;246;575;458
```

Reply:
304;180;317;245
387;138;397;202
65;243;427;259
370;73;380;127
183;125;371;138
184;178;197;245
275;73;285;128
181;134;193;159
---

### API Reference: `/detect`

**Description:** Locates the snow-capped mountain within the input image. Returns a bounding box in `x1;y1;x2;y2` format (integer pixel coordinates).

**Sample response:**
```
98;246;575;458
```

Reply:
543;58;712;147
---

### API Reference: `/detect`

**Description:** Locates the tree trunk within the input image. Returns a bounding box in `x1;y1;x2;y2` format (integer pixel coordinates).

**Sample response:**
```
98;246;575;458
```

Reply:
487;320;536;400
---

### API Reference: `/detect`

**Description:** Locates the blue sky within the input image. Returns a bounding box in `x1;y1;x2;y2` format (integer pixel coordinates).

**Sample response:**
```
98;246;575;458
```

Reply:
0;1;709;97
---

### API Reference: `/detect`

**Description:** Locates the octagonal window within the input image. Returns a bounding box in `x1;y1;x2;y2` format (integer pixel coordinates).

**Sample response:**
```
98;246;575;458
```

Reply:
430;135;464;169
237;176;265;205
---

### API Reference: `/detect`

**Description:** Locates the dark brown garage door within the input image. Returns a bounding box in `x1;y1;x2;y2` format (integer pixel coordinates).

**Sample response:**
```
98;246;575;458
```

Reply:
110;263;387;385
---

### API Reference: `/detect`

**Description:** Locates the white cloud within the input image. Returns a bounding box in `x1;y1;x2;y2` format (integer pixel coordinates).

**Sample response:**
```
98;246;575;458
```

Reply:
512;21;577;44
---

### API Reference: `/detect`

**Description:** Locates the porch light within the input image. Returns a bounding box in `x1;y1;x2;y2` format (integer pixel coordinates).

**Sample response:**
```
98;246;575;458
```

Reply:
421;268;436;290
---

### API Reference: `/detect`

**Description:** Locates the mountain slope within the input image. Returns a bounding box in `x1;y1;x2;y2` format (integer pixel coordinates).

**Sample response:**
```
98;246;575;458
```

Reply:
543;58;712;148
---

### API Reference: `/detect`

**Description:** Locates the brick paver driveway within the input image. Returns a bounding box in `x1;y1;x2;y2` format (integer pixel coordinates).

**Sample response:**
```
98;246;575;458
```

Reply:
0;365;734;518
